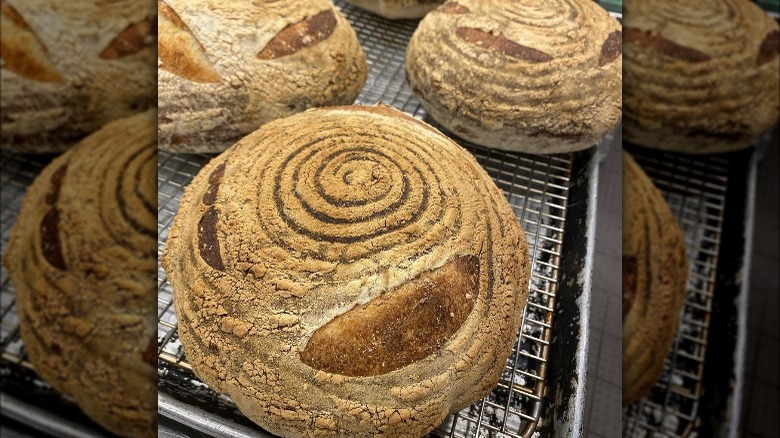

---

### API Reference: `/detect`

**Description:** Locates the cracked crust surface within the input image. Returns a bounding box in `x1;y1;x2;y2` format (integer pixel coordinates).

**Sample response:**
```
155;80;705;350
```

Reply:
623;0;780;153
622;150;688;406
162;105;530;437
405;0;622;154
344;0;445;19
3;111;158;437
0;0;156;153
157;0;368;153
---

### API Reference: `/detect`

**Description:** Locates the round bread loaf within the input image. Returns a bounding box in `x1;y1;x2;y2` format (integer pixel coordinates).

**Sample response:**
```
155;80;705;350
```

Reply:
345;0;444;19
3;112;157;437
622;150;688;406
0;0;155;153
405;0;622;154
162;105;530;437
623;0;780;153
158;0;368;153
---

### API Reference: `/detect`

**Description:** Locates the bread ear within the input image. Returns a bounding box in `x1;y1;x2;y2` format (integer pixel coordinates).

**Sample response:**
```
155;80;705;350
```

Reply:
0;0;63;82
157;0;220;83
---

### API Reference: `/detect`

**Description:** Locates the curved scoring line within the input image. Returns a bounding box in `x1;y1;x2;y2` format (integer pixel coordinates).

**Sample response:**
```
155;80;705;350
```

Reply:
239;121;463;263
294;144;397;209
256;128;453;252
116;146;156;239
315;150;396;207
134;147;157;215
294;146;414;225
275;147;429;244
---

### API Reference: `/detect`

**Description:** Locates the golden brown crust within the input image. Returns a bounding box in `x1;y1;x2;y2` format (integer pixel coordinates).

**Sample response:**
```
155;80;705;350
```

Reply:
3;111;158;437
0;0;156;153
157;0;368;153
98;15;157;60
300;256;480;377
257;9;337;60
0;0;62;82
622;150;688;406
162;105;530;437
405;0;622;154
157;0;219;83
623;0;780;153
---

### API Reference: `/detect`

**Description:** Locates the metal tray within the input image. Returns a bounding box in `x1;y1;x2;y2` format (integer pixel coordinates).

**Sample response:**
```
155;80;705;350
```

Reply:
621;140;764;437
157;1;604;437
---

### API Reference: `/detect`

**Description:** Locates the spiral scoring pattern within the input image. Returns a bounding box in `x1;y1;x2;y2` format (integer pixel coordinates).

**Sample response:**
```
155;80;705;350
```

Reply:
4;111;157;437
405;0;622;154
623;0;780;153
163;105;530;437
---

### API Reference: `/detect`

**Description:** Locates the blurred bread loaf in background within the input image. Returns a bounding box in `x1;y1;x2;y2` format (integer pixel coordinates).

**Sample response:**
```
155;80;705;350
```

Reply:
623;0;779;153
0;0;156;153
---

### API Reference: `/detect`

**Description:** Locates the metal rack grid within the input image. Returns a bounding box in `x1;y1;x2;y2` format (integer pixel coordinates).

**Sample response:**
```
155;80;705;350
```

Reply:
622;149;730;437
0;153;51;370
156;2;582;437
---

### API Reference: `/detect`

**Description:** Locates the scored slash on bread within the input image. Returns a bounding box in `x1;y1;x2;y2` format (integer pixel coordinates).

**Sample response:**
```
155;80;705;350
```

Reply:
257;9;338;60
99;15;157;60
4;112;158;437
162;105;531;437
157;0;368;153
1;0;156;153
622;0;780;153
0;0;62;82
158;0;220;83
405;0;623;154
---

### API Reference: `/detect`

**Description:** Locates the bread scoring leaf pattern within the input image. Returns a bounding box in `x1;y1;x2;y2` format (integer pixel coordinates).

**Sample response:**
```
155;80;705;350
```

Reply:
157;0;220;83
257;9;337;60
0;0;63;82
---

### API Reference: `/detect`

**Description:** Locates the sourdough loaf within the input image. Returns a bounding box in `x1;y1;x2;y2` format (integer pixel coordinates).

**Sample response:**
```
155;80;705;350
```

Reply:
622;150;688;406
623;0;779;153
158;0;368;153
405;0;622;154
0;0;155;153
162;105;530;437
3;112;157;436
345;0;445;19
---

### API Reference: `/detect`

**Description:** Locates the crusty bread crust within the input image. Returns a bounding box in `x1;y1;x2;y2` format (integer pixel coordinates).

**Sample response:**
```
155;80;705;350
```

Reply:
405;0;622;154
157;0;368;153
0;0;155;153
4;112;157;437
623;0;780;153
622;150;688;406
162;105;530;437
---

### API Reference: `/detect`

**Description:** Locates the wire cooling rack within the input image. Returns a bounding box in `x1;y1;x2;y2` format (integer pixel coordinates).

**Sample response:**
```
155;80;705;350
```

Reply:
0;153;52;370
621;148;730;437
156;1;584;437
